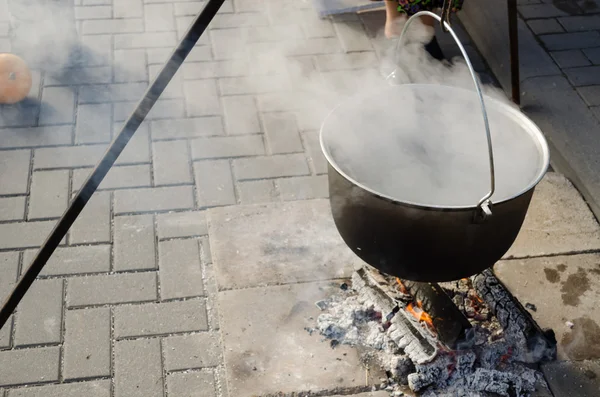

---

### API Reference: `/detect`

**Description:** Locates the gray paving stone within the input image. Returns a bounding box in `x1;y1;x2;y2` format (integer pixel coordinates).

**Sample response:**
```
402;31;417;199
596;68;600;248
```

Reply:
63;308;111;379
551;49;591;68
67;272;158;307
44;66;112;86
209;28;245;60
174;2;203;16
221;96;261;135
114;32;177;49
233;0;261;11
527;18;564;34
14;279;63;346
233;153;310;180
0;196;25;221
518;3;569;18
286;37;343;56
34;145;103;169
584;47;600;64
211;12;268;28
0;104;39;129
7;380;111;397
244;25;304;43
74;5;112;19
151;117;224;140
79;82;147;104
23;245;110;276
256;91;314;112
163;332;222;371
72;165;152;191
185;44;213;62
191;135;265;159
147;66;184;99
540;31;600;51
261;112;303;154
314;52;379;71
542;360;600;397
194;160;236;207
218;283;383;396
82;18;145;34
0;149;30;194
75;103;112;144
564;65;600;86
114;299;208;338
218;74;290;96
558;14;600;31
69;191;111;244
577;85;600;106
0;221;55;250
80;34;112;67
0;251;19;298
114;0;142;17
298;9;336;38
28;170;69;220
114;339;163;397
505;173;600;258
184;79;221;117
167;371;216;397
276;175;329;201
114;185;195;214
152;140;193;185
113;214;156;271
145;3;176;32
237;180;279;204
0;125;73;148
146;99;186;120
114;49;148;83
159;238;204;299
181;60;243;80
593;106;600;122
114;122;151;165
0;347;60;386
157;210;208;239
146;47;173;65
302;131;327;174
208;200;357;289
333;21;373;52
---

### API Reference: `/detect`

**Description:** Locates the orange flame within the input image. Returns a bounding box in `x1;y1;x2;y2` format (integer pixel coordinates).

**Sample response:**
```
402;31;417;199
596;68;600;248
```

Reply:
406;301;434;329
395;278;410;295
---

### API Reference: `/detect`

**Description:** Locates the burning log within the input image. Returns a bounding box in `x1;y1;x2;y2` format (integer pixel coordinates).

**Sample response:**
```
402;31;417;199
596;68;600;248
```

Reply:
471;269;557;363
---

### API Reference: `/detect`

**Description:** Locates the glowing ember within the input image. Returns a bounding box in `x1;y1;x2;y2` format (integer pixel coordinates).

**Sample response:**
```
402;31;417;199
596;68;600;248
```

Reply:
395;277;410;295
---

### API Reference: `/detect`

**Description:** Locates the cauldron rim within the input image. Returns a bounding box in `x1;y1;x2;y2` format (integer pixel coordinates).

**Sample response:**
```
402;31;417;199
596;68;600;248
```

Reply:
319;83;550;211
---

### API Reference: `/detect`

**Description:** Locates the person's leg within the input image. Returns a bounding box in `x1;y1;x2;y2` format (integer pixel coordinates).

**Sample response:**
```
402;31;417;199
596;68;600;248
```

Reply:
384;0;404;38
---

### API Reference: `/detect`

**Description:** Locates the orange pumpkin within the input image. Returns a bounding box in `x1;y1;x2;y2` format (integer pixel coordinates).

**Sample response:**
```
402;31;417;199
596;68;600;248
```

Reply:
0;53;32;105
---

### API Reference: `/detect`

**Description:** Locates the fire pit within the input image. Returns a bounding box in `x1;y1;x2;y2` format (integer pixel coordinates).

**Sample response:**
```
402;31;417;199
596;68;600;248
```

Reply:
314;266;557;396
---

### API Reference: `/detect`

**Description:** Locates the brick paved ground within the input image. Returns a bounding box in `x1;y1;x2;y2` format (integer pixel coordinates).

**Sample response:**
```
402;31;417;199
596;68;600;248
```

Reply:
0;0;493;395
519;0;600;119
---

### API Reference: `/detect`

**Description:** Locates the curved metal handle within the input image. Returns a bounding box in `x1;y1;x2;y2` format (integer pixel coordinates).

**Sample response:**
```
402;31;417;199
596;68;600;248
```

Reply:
387;11;496;220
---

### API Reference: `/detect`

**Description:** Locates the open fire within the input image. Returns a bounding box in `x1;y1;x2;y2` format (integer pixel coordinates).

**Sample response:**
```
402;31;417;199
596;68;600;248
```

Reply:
314;266;557;396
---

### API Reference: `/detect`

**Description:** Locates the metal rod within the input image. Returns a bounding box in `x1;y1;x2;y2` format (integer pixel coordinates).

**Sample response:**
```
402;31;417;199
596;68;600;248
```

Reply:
389;11;496;215
0;0;225;331
508;0;520;105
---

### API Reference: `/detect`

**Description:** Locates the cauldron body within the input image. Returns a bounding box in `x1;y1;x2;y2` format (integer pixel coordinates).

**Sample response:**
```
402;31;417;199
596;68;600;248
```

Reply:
327;163;535;282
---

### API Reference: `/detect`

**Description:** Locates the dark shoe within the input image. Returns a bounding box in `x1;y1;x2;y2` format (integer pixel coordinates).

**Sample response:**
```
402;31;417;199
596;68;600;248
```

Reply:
424;36;445;61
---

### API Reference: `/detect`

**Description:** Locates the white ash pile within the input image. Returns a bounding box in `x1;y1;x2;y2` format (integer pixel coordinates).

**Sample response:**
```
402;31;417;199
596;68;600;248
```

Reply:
312;271;555;397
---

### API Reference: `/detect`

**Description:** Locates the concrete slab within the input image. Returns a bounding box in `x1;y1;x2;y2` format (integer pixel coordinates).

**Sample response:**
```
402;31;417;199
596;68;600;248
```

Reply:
495;253;600;360
541;360;600;397
504;172;600;259
520;75;600;220
208;199;361;290
218;282;384;397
